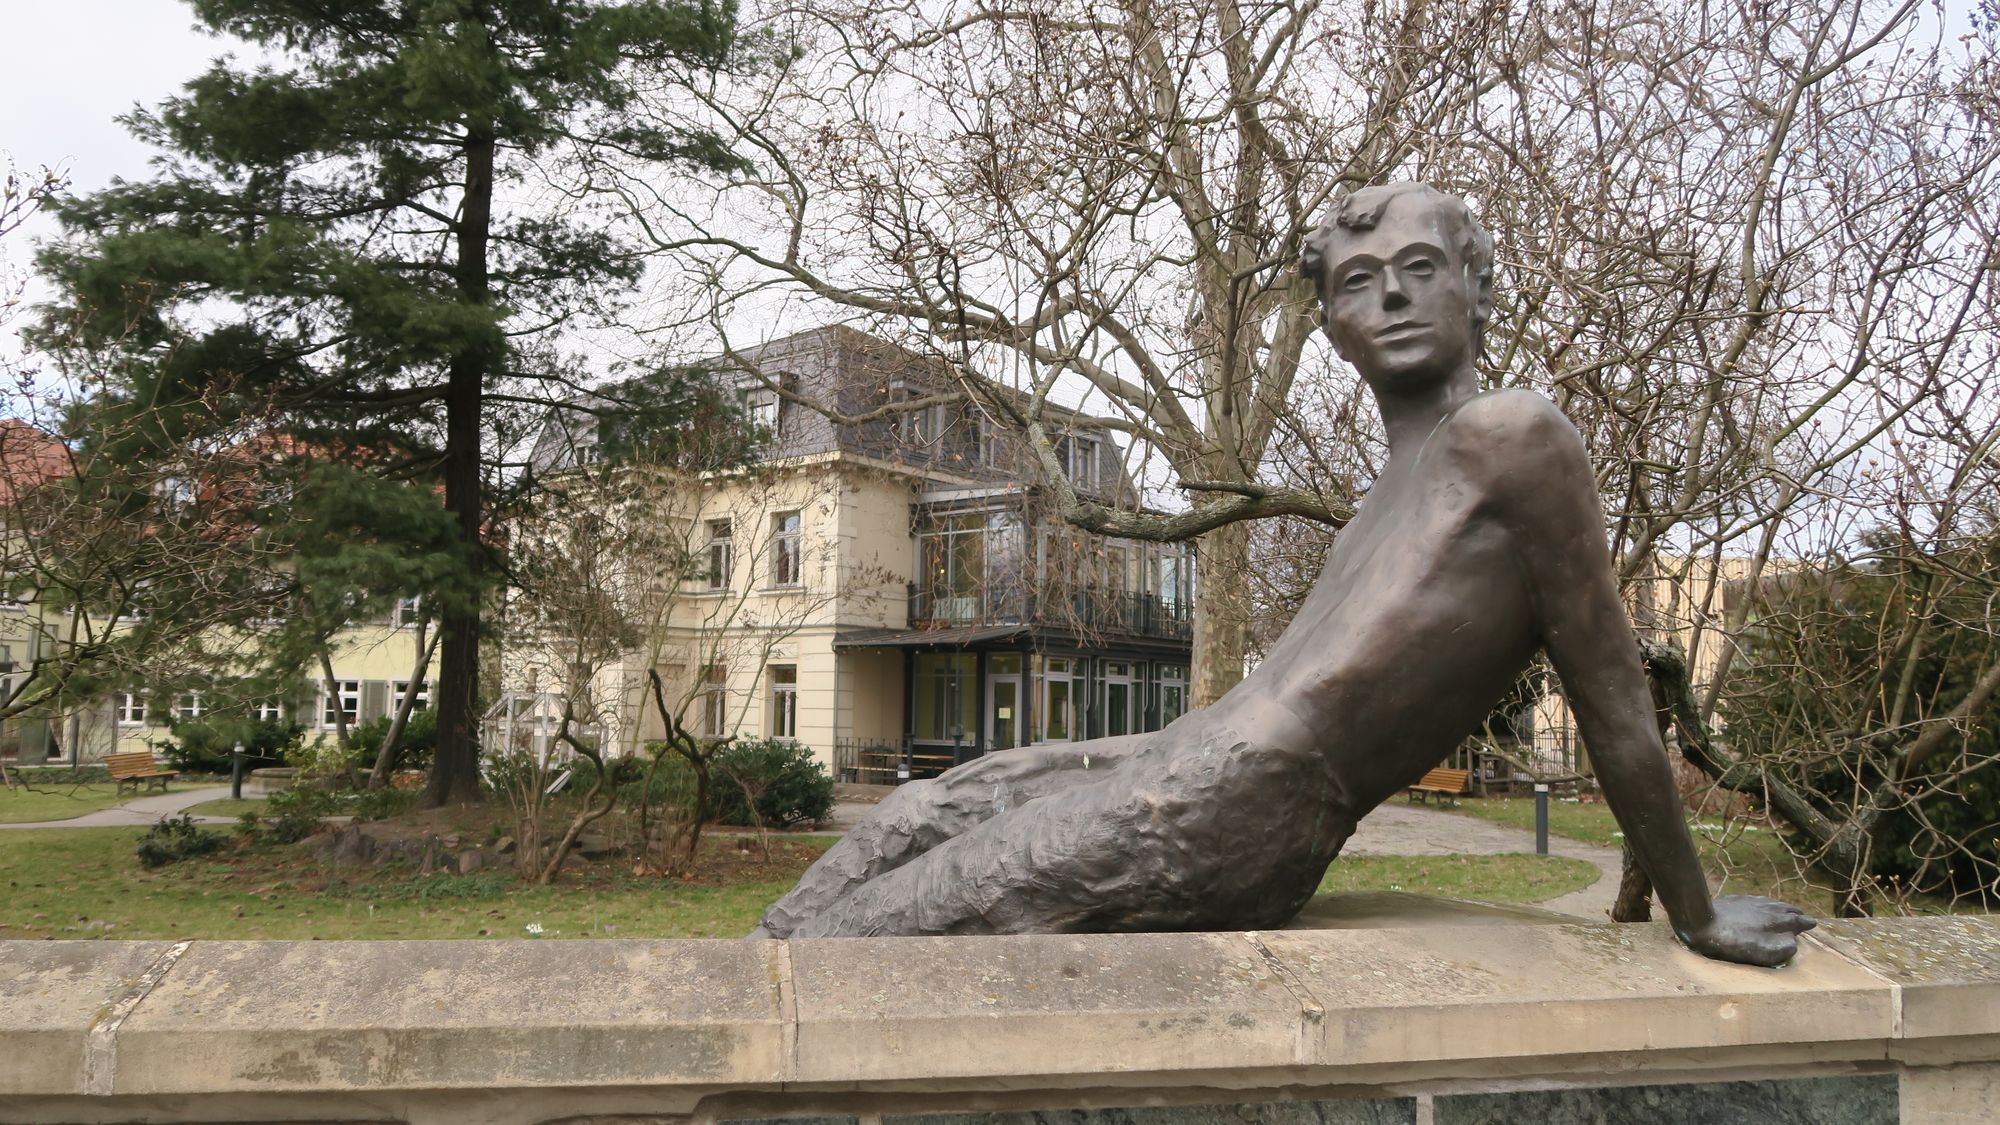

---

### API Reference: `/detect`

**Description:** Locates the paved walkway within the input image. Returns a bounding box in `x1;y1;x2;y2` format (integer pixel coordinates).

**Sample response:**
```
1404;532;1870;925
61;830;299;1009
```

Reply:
0;785;239;830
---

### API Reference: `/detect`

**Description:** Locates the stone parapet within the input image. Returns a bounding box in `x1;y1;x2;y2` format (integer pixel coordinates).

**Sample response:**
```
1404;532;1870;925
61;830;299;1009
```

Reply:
0;917;1995;1124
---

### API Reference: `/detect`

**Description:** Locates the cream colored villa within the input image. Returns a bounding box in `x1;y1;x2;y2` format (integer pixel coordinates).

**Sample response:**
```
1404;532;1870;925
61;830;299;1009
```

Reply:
514;326;1196;782
0;607;437;765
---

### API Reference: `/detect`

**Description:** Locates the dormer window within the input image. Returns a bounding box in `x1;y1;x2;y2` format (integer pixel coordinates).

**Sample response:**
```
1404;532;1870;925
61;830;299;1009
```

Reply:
1062;434;1102;489
737;384;779;436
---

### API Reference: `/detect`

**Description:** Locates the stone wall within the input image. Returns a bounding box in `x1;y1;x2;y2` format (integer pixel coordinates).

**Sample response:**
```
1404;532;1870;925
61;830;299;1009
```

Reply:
2;917;1995;1124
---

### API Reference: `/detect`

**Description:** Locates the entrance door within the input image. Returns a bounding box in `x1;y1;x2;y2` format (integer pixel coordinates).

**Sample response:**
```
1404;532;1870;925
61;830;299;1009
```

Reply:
986;654;1022;750
1103;661;1132;737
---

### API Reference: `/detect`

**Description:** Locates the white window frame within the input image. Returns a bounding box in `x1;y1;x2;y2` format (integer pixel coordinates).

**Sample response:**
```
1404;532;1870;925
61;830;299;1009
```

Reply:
320;680;360;729
700;665;729;738
393;595;422;627
391;680;431;713
706;519;733;591
770;511;802;587
255;700;286;723
175;691;205;722
116;693;148;727
769;664;798;741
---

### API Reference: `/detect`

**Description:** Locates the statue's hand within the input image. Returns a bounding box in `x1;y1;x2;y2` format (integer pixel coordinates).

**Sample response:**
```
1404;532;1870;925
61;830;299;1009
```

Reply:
1677;895;1817;967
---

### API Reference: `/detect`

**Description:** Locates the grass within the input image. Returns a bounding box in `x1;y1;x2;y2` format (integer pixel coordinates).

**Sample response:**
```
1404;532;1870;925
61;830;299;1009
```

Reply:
1442;795;1863;913
0;825;839;940
184;797;270;818
2;802;1606;940
0;783;134;824
1317;853;1597;903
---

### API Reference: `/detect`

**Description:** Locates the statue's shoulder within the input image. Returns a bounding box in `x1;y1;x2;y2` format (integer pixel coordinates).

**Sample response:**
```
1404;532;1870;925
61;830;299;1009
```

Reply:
1442;388;1579;447
1438;388;1591;483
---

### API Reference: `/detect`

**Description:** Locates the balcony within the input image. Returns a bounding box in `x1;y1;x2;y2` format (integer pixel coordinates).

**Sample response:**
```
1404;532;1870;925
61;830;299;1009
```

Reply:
908;582;1192;642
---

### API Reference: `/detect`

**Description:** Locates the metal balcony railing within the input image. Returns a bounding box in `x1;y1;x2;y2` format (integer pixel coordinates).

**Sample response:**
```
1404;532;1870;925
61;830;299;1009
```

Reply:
907;582;1192;641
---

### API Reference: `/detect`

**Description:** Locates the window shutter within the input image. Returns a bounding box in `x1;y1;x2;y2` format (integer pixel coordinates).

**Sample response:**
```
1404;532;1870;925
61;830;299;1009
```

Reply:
362;680;389;724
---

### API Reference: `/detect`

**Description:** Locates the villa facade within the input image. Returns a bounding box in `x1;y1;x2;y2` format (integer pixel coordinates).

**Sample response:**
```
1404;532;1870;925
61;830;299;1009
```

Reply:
514;326;1195;780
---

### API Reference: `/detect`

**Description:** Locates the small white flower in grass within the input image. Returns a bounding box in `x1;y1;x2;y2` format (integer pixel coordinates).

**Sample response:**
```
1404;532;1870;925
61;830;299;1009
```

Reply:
1611;831;1625;839
525;922;544;937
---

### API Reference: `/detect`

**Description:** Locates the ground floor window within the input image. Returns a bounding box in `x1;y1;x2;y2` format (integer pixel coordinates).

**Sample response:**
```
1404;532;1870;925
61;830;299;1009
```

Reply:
116;693;147;727
1039;656;1077;742
701;665;729;737
1156;663;1187;727
912;653;976;743
391;680;430;713
769;664;798;740
320;681;360;729
175;691;205;722
255;700;285;723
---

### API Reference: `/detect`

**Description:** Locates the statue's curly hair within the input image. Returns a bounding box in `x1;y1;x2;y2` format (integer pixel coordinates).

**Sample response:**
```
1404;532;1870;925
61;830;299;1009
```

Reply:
1301;183;1494;338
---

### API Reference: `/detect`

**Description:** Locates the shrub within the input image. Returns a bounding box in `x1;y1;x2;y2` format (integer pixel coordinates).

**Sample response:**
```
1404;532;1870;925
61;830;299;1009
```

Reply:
711;740;834;828
347;708;438;775
157;718;304;775
135;814;227;868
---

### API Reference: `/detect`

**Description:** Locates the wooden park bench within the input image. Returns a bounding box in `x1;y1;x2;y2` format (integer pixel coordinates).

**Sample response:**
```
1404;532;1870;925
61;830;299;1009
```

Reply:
106;751;179;795
1406;766;1471;806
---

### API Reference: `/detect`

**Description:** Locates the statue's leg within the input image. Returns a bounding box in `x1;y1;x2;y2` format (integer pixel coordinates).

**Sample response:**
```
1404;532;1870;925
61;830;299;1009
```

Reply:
751;733;1154;938
788;733;1353;938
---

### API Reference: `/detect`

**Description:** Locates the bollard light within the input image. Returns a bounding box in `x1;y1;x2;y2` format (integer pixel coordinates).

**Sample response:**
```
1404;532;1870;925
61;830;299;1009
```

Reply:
1534;782;1550;856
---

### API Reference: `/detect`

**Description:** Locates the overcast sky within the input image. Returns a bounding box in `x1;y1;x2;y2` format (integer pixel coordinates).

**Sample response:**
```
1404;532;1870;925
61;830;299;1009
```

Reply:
0;4;254;377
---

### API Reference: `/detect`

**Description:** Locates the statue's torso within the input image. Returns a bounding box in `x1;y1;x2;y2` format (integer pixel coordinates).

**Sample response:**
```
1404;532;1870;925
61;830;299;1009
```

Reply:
1202;393;1545;814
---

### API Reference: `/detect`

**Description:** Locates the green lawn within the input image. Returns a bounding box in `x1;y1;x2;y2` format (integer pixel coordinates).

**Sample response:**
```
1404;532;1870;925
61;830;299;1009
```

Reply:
0;783;134;824
184;797;270;818
0;826;830;940
1445;796;1841;912
1;817;1604;940
1318;853;1597;903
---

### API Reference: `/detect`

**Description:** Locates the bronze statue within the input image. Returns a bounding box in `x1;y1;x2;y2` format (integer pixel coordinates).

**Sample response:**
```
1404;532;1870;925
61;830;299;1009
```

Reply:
751;183;1816;967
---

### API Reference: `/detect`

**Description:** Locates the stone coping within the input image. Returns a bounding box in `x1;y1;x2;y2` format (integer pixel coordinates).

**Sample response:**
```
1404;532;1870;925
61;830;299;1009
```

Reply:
0;917;1994;1099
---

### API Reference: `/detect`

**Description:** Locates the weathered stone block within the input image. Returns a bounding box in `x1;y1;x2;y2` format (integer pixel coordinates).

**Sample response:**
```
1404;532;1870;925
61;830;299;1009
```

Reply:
1257;921;1895;1067
0;942;176;1096
109;940;785;1094
1811;917;2000;1040
786;931;1305;1082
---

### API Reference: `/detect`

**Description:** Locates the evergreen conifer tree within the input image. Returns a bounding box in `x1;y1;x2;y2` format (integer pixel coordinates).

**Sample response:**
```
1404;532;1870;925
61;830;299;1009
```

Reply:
35;0;756;803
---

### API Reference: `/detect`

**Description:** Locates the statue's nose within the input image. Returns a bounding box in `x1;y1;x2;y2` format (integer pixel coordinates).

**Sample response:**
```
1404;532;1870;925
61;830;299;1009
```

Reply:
1381;269;1411;308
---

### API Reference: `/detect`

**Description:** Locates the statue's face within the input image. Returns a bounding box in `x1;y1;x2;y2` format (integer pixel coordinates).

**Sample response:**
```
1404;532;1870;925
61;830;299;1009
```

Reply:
1320;194;1481;394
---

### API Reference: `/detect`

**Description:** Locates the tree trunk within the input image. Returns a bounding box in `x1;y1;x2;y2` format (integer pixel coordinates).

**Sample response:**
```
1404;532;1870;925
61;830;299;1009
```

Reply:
424;123;496;809
1612;845;1654;922
1190;516;1252;707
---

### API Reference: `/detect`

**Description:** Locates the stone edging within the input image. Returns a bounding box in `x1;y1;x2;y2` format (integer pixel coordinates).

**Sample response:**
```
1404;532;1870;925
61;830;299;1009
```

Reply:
0;916;1994;1102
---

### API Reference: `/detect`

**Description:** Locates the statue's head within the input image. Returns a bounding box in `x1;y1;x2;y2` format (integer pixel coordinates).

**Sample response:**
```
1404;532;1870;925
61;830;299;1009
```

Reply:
1301;183;1493;393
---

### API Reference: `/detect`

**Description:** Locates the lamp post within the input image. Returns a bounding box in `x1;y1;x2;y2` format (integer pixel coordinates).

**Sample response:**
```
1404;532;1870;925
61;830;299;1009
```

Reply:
230;741;247;800
1534;783;1550;856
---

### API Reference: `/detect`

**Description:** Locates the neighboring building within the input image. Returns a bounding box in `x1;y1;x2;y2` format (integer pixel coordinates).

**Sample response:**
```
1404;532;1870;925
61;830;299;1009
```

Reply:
515;325;1195;780
0;418;439;766
1504;553;1784;783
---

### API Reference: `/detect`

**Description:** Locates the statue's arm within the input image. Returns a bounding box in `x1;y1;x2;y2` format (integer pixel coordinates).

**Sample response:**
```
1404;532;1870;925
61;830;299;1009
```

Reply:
1475;392;1813;966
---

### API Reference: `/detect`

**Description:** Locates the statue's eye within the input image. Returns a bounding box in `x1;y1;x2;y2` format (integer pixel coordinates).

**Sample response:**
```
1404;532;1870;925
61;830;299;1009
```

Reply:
1403;257;1435;277
1341;270;1372;291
